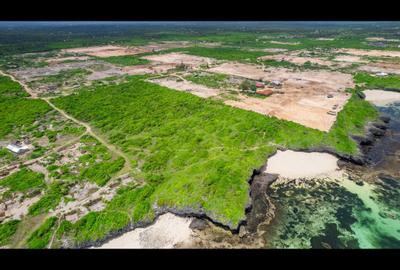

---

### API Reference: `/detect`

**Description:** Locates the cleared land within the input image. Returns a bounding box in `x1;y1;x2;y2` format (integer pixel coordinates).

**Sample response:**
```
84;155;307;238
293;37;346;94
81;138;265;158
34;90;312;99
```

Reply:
336;48;400;58
150;77;221;98
62;42;191;58
142;52;217;68
358;62;400;75
259;54;343;67
208;62;354;131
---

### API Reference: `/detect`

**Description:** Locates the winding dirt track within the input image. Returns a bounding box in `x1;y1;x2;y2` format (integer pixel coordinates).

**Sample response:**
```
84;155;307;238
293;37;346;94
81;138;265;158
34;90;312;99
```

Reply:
0;70;132;173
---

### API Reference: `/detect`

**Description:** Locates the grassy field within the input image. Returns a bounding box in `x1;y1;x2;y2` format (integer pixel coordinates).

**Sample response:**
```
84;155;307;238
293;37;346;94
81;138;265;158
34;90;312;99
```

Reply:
0;168;45;195
51;76;378;245
354;72;400;91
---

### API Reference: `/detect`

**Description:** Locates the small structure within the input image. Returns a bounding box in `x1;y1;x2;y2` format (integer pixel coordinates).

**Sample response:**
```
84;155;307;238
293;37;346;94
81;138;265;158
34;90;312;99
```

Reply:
256;89;274;97
271;80;283;88
255;82;265;88
376;72;388;77
327;111;337;116
6;143;30;154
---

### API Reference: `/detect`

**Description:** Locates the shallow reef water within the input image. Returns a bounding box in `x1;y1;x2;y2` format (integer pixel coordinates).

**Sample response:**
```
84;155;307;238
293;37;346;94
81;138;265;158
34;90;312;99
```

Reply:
262;102;400;249
264;177;400;249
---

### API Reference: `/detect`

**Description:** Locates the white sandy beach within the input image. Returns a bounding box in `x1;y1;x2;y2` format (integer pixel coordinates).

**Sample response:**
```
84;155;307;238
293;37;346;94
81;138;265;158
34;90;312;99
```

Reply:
97;213;194;249
265;150;339;179
363;90;400;106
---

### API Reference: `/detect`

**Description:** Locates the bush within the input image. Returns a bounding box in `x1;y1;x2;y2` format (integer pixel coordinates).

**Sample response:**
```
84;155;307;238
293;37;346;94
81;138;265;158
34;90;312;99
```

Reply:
0;220;20;246
239;80;252;91
0;168;45;193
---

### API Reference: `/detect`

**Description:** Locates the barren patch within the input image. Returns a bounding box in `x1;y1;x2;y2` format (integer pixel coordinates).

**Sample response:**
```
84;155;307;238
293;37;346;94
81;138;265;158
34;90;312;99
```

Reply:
122;63;177;75
142;53;217;68
358;62;400;75
150;77;220;98
366;37;400;42
336;48;400;58
63;42;191;58
270;40;300;45
334;55;368;63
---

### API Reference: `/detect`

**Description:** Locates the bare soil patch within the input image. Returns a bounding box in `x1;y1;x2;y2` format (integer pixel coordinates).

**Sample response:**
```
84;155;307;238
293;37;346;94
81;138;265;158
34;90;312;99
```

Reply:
336;48;400;58
122;63;177;75
316;38;335;41
366;37;400;42
150;77;221;98
270;40;300;45
333;55;368;63
358;62;400;75
63;45;148;58
63;42;191;58
142;53;217;68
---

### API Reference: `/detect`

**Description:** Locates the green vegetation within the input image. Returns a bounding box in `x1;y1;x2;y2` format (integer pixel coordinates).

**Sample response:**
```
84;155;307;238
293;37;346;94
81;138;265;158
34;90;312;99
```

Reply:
0;75;51;138
51;76;378;242
354;72;400;91
26;217;58;249
0;168;45;194
0;220;20;246
0;147;17;166
99;55;150;66
327;90;379;148
239;80;255;91
184;72;231;89
262;59;299;69
0;75;28;98
28;183;68;216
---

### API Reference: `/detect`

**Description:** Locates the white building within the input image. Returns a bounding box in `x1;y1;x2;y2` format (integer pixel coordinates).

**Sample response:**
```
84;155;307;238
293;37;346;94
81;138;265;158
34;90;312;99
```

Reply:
376;72;388;77
6;144;30;154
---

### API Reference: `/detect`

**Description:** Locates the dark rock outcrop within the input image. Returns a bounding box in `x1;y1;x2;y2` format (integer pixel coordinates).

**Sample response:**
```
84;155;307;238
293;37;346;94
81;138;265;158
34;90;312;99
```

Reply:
245;172;279;234
189;218;209;231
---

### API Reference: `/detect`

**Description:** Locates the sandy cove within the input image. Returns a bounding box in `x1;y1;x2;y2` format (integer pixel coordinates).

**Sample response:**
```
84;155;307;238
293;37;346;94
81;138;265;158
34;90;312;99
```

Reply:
265;150;341;179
